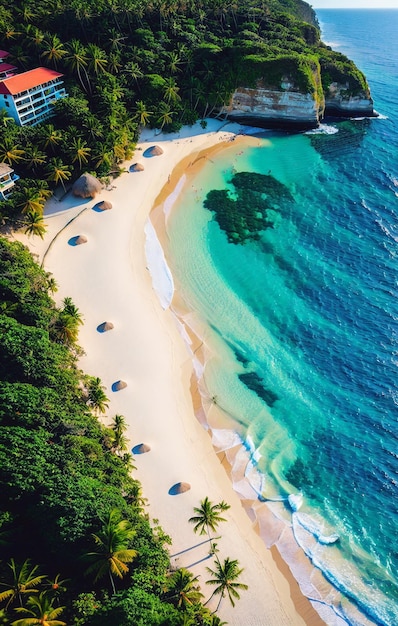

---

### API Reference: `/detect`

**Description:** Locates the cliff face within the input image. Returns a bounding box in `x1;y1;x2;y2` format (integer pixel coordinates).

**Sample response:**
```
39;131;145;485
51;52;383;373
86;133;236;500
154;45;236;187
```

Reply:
222;83;323;130
325;81;375;117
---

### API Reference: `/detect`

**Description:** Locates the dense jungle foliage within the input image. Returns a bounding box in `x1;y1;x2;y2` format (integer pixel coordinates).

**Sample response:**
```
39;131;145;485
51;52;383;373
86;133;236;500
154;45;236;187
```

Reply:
0;0;368;237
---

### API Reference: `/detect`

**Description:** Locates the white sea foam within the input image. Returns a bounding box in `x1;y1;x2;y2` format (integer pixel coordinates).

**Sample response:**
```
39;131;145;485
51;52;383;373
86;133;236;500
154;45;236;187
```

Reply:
144;219;174;309
305;124;339;135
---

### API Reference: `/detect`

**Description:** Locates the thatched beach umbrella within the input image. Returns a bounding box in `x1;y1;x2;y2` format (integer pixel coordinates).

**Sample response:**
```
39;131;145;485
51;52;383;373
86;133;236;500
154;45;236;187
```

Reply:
97;321;114;333
129;163;144;172
132;443;151;454
74;235;87;245
143;145;163;157
72;173;103;198
169;482;191;495
96;200;113;211
112;380;127;391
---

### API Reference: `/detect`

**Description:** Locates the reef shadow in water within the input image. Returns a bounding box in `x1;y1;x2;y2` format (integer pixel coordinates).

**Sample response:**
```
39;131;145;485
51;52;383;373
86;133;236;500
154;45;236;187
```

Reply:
309;118;369;161
203;171;294;245
239;371;279;407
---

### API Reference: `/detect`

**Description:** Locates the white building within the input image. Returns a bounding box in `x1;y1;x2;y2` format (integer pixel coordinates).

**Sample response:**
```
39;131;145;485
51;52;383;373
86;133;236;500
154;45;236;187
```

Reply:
0;67;67;126
0;163;19;200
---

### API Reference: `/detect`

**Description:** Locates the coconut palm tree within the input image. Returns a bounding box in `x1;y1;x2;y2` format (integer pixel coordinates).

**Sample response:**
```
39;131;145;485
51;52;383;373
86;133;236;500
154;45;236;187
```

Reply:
51;312;80;345
45;273;58;294
0;559;45;610
62;297;83;325
23;210;47;239
45;158;72;192
64;39;90;93
24;145;46;173
0;138;25;165
134;100;151;127
0;108;14;127
86;377;109;414
163;77;181;103
188;497;230;538
86;43;108;75
110;414;128;455
15;187;45;214
205;558;247;612
164;568;203;610
91;142;113;171
157;102;175;130
40;33;67;68
11;592;66;626
83;509;137;594
124;61;143;88
39;125;62;153
69;137;91;169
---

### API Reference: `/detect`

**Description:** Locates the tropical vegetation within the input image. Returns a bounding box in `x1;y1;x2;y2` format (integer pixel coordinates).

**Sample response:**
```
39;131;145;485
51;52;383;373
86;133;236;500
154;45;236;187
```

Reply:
0;0;369;237
0;238;248;624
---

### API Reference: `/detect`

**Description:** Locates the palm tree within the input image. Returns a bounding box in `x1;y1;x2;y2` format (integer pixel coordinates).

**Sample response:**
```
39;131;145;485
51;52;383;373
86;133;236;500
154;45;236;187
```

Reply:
62;297;83;325
0;108;14;127
124;61;143;87
86;43;108;75
163;77;181;103
86;377;109;414
134;101;151;127
156;102;175;130
39;125;62;153
83;510;137;594
164;568;203;610
188;497;230;538
24;145;46;173
15;187;45;214
0;139;25;165
0;559;45;610
51;312;80;345
11;592;66;626
23;210;47;239
45;158;71;192
205;558;248;612
168;51;183;74
23;25;45;53
46;273;58;294
40;33;67;68
110;414;128;455
64;39;90;93
91;142;113;171
69;137;91;169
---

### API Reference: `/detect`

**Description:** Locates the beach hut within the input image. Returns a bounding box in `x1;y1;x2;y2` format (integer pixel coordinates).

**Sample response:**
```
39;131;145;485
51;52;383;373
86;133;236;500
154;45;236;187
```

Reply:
112;380;127;391
132;443;151;454
129;162;144;172
169;482;191;495
72;173;103;198
96;200;112;211
143;145;163;157
97;321;114;333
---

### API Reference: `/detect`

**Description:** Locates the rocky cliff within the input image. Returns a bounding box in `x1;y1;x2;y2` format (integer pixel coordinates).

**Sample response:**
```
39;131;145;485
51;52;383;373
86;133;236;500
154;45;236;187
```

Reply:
221;83;323;130
324;81;375;117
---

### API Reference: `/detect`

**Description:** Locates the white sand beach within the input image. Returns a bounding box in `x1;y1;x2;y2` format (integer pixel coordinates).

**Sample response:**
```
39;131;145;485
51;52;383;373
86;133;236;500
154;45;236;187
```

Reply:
18;119;325;626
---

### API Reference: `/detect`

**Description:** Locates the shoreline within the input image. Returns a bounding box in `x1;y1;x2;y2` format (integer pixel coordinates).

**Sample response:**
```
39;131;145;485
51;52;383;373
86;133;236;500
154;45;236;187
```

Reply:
16;120;325;625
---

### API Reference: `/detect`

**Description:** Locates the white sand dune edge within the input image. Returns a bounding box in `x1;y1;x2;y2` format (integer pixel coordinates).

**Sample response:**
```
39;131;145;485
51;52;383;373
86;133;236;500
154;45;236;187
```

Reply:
19;119;324;626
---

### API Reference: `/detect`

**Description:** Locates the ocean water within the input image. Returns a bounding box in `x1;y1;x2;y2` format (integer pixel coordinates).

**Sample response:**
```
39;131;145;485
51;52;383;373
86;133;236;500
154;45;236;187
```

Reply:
162;10;398;626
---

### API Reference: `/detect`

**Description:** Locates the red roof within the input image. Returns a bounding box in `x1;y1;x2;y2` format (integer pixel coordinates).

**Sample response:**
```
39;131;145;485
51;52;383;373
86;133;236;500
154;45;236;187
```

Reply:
0;67;63;96
0;50;10;60
0;63;17;73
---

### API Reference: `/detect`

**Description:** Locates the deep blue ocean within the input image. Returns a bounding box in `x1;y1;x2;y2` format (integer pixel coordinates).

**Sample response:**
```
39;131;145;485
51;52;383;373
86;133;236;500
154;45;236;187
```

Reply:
165;9;398;625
